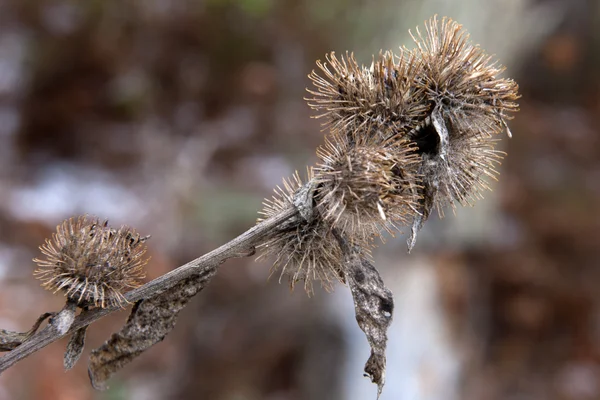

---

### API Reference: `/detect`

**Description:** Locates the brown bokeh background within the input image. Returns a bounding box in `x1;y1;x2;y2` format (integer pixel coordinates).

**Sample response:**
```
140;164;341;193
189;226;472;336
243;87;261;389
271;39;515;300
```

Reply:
0;1;599;399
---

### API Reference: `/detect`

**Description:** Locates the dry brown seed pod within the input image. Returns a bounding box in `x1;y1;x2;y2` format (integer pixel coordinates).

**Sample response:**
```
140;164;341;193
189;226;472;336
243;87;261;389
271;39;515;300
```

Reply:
34;216;149;308
314;130;421;242
409;15;519;139
258;171;344;295
407;131;507;251
306;49;428;143
401;16;519;250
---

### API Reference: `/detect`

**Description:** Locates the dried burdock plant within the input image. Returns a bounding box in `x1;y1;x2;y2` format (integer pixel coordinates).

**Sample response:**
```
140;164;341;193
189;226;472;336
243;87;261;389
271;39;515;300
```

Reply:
258;171;345;294
405;16;519;248
308;16;519;251
0;15;518;400
33;216;149;309
314;130;421;242
30;217;149;371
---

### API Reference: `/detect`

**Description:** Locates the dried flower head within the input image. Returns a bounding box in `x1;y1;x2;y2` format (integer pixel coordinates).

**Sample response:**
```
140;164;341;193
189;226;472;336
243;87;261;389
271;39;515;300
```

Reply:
409;16;519;138
258;171;344;294
306;50;428;142
306;15;519;252
34;216;149;308
403;16;519;244
314;130;421;241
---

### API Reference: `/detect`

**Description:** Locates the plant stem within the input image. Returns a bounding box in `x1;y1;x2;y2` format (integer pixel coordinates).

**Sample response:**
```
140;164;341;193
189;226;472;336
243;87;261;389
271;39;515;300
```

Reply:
0;206;298;373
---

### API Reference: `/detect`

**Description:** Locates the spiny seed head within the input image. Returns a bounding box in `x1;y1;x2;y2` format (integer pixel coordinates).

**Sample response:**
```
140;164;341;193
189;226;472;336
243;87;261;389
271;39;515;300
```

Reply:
33;216;149;308
403;16;519;221
409;15;520;137
314;130;421;241
258;171;344;295
304;15;519;252
307;16;519;143
306;50;428;142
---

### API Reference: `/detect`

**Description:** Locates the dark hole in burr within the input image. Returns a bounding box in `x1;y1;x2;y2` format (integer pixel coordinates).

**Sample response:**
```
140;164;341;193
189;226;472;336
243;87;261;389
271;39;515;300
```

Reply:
409;121;440;156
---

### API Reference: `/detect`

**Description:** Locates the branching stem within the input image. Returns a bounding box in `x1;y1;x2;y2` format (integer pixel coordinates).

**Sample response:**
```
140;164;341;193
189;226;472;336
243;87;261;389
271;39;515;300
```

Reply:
0;206;298;373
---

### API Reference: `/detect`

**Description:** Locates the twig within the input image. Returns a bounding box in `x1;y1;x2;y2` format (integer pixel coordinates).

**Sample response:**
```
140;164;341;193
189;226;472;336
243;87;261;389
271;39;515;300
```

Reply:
0;206;298;373
0;312;55;351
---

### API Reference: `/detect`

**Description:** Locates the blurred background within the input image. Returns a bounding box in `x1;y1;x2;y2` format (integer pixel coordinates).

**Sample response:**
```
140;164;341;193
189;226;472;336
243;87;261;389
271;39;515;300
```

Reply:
0;0;599;399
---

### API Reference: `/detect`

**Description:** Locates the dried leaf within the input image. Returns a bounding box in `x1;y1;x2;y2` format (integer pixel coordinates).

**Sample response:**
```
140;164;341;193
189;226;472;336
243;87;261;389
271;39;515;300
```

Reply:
334;230;393;398
64;326;88;370
88;268;217;390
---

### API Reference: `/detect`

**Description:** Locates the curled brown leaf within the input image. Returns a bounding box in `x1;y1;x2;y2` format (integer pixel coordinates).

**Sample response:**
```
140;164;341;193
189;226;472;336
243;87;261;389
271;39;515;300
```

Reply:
333;229;393;398
88;268;217;390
